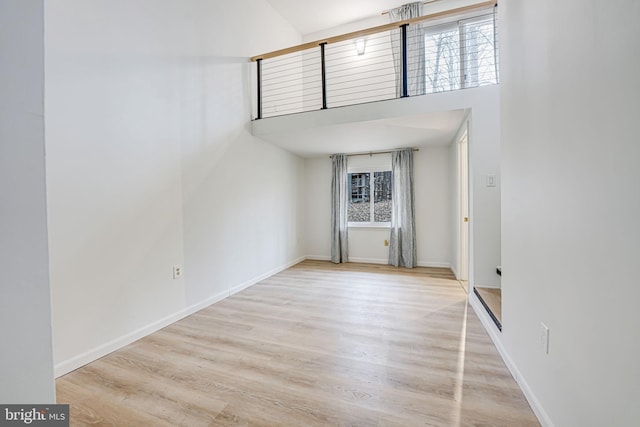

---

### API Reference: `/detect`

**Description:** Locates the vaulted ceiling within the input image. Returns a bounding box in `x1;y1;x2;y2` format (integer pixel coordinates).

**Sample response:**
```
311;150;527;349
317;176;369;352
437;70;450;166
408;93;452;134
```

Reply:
265;0;405;35
263;0;475;36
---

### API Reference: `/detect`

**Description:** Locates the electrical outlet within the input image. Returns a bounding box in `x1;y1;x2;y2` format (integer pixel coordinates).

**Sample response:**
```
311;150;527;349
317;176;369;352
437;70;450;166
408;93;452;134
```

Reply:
173;265;183;279
384;239;389;246
539;322;549;354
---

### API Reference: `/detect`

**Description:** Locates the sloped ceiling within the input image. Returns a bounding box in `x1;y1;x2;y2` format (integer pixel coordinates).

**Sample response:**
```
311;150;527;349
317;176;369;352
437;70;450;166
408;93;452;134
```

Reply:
263;0;469;36
265;0;404;35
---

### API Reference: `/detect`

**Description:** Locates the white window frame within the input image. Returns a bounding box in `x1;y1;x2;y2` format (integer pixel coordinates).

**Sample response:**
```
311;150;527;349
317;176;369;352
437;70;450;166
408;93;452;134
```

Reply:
347;166;392;228
422;7;498;92
459;13;499;88
423;21;462;94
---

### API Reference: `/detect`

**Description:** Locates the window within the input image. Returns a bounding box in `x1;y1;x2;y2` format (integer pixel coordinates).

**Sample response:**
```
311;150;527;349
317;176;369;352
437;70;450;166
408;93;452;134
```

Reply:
462;15;498;88
424;24;461;93
348;171;392;226
424;11;498;94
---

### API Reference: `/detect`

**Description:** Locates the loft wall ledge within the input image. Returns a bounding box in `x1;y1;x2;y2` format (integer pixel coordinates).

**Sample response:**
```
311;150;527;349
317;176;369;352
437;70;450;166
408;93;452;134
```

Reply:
252;84;499;137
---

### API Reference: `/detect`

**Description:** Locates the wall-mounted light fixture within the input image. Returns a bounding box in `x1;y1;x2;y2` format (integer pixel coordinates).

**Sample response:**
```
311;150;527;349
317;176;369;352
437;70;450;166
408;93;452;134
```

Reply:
355;38;367;56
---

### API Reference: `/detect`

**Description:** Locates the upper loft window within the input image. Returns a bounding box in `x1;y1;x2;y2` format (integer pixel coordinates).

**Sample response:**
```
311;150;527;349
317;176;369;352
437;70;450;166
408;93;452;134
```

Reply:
424;11;498;93
348;171;392;226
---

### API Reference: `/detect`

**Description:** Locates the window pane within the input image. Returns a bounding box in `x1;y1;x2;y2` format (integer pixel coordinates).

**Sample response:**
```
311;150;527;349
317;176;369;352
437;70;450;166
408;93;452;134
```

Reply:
374;171;392;222
462;17;498;87
424;27;460;94
348;173;370;222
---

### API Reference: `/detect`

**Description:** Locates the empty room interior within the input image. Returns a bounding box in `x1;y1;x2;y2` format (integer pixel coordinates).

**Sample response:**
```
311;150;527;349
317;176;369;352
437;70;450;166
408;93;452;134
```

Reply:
1;0;639;426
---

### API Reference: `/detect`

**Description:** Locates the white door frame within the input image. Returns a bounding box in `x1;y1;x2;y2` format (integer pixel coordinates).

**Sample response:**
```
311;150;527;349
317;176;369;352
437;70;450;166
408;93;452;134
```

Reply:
458;130;470;285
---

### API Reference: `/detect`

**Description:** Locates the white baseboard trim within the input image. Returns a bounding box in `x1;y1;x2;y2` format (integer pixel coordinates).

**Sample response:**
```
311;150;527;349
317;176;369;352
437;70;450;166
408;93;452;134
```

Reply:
305;255;332;261
305;256;452;269
417;261;452;269
469;292;554;427
450;264;459;279
54;256;306;378
54;288;226;377
347;257;387;265
228;256;305;296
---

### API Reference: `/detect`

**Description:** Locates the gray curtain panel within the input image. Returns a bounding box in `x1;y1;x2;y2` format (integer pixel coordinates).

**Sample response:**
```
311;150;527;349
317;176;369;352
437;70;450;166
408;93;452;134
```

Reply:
331;154;349;263
389;2;426;97
389;148;417;268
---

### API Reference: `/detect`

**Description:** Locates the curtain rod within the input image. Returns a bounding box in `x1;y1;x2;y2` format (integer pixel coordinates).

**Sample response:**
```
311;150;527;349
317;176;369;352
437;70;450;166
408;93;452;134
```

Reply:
382;0;442;15
330;148;419;158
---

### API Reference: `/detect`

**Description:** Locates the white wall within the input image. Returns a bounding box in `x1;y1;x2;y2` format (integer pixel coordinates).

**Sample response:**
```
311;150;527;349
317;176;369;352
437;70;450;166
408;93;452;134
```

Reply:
324;33;396;108
303;157;332;259
346;228;390;263
45;0;303;376
497;1;640;426
0;0;56;402
285;86;499;284
468;95;501;288
415;147;452;267
304;147;452;267
262;50;306;117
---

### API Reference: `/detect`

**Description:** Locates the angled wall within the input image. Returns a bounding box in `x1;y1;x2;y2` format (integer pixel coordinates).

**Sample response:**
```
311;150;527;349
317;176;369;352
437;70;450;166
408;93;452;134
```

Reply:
45;0;304;376
0;0;55;403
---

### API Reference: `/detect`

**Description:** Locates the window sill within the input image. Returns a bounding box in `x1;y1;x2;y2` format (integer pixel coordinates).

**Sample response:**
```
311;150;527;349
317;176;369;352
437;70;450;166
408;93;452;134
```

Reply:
348;223;391;229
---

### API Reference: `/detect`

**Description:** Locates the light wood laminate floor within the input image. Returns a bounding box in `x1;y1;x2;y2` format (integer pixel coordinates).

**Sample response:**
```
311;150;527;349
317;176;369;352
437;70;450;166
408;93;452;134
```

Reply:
56;260;538;426
475;287;502;324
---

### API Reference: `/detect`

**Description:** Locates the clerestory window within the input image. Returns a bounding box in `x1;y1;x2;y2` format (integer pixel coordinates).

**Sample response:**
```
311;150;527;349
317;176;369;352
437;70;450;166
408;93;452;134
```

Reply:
424;11;498;93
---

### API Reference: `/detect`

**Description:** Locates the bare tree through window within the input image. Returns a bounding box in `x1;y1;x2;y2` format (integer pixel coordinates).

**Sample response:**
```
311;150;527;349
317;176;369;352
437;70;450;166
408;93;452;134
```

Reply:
424;13;498;94
374;171;392;222
348;171;392;224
